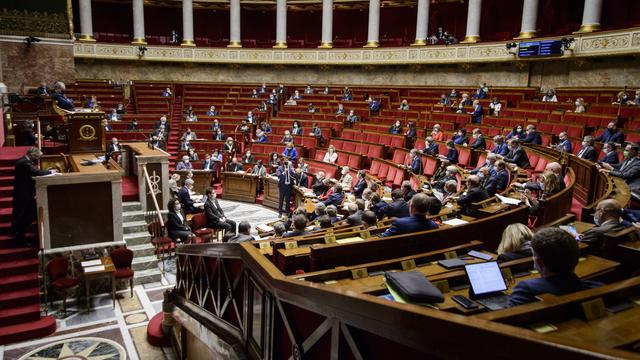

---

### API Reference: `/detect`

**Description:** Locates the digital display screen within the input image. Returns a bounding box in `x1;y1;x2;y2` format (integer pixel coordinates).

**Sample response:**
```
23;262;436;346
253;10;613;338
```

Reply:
518;40;564;57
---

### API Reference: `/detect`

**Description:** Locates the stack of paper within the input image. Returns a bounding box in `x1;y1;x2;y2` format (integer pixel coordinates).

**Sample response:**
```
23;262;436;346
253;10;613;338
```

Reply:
84;265;105;273
81;259;102;267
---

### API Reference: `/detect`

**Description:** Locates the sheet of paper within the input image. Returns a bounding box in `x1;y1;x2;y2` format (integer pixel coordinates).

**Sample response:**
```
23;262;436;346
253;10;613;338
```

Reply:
256;224;274;232
442;218;469;226
496;194;522;205
81;259;102;267
335;237;364;244
84;265;105;273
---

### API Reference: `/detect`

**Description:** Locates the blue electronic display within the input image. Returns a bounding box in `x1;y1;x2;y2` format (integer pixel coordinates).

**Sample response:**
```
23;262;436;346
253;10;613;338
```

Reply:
518;40;564;57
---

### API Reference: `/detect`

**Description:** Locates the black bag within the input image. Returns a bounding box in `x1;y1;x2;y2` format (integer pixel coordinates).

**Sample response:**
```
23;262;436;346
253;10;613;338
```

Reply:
384;271;444;303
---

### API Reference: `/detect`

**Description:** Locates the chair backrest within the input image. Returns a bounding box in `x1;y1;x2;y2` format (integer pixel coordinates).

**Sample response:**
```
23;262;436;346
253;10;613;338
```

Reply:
46;256;69;282
192;213;207;229
148;220;166;238
110;247;134;269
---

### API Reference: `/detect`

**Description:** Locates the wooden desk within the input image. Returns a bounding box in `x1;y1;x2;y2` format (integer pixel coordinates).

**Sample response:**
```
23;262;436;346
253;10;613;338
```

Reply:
68;154;118;174
175;169;213;194
263;176;280;209
222;172;258;203
123;142;170;212
81;256;116;310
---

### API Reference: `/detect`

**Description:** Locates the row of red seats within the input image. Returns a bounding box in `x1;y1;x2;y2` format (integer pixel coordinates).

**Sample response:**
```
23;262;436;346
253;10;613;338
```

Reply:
314;149;363;170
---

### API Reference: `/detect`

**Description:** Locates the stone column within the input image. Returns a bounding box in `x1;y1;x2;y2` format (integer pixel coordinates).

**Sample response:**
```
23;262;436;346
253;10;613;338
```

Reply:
412;0;430;46
319;0;334;48
228;0;242;47
132;0;147;45
78;0;95;42
462;0;482;43
364;0;380;47
181;0;195;46
577;0;603;33
274;0;288;48
516;0;539;39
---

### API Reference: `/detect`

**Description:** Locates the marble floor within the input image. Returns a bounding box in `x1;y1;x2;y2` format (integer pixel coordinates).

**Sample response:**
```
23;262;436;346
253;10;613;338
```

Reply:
0;200;279;360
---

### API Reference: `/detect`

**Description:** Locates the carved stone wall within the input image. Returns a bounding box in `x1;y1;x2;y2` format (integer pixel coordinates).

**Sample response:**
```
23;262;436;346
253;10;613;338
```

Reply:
75;57;640;89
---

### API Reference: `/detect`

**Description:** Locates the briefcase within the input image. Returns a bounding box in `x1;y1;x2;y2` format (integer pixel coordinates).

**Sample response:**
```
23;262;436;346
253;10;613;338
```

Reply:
384;271;445;303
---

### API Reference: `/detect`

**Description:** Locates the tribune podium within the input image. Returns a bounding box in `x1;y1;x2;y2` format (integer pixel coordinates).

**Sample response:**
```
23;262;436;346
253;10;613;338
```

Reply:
66;111;106;153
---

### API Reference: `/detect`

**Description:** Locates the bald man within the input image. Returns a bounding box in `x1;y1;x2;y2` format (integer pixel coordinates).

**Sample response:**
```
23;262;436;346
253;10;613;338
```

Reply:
514;162;565;192
456;175;490;216
580;199;625;250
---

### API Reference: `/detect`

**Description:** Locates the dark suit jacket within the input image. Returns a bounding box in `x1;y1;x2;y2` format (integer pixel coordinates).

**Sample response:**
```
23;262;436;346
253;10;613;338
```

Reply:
379;215;438;237
353;179;367;198
228;233;254;243
509;273;602;306
492;142;509;156
497;246;532;263
601;151;619;165
322;192;345;207
609;157;640;192
347;210;363;226
521;131;542;145
457;187;490;215
470;136;486;150
595;129;625;144
177;187;196;213
371;201;389;220
166;212;192;234
201;160;215;170
283;230;307;238
312;180;329;196
504;147;530;168
580;220;627;250
446;148;459;164
297;173;309;188
384;200;410;218
577;146;597;162
204;199;225;227
128;123;139;130
423;143;438;156
409;156;422;174
51;92;74;110
12;157;50;226
226;163;243;172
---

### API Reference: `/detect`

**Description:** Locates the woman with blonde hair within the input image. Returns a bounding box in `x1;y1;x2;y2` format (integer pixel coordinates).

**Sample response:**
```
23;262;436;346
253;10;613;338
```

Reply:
497;223;533;262
323;145;338;164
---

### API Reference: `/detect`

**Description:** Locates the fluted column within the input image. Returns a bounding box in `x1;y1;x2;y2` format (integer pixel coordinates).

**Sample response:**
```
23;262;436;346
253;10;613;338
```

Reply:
274;0;288;48
412;0;430;46
228;0;242;47
576;0;603;33
462;0;482;43
364;0;380;47
319;0;334;48
516;0;539;39
132;0;146;45
78;0;95;42
181;0;195;46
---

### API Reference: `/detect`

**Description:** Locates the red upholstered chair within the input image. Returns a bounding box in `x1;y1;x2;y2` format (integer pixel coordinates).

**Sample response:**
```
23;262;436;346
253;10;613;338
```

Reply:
148;221;172;274
46;256;80;314
110;247;134;298
191;213;215;242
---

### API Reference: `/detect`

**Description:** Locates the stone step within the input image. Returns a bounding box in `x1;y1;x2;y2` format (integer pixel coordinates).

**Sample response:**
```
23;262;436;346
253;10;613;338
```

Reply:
123;201;142;212
123;220;148;235
122;210;145;223
132;255;159;271
123;231;151;246
128;243;155;257
133;268;162;285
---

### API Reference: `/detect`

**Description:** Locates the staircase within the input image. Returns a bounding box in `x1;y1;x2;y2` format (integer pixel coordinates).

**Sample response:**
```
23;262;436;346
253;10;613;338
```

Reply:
167;95;182;171
122;202;162;285
0;149;56;345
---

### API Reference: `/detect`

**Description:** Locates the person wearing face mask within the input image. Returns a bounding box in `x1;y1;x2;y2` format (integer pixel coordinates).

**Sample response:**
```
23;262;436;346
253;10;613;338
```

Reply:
599;142;619;165
553;132;572;153
576;136;597;162
260;120;272;134
489;97;502;116
431;125;444;141
468;100;483;124
502;139;530;169
242;150;254;164
469;153;497;175
336;103;345;115
176;155;193;171
437;140;459;164
252;160;267;193
491;135;509;156
506;125;524;141
182;128;197;141
572;98;586;113
223;138;235;155
404;149;422;174
431;165;458;192
204;188;237;234
423;136;439;156
177;179;197;214
600;143;640;192
187;148;199;161
469;128;486;150
520;125;542;145
579;199;625;250
280;130;294;144
338;166;353;190
508;228;602;306
346;110;358;124
452;129;468;145
276;161;297;217
453;175;489;216
166;199;196;243
282;142;299;163
246;111;256;124
291;121;303;135
389;121;402;135
107;137;121;156
323;145;338;164
595;122;625;145
542;89;558;102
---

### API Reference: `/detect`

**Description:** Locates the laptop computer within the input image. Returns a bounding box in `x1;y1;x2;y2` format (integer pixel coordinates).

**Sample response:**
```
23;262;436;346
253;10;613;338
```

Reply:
464;261;510;311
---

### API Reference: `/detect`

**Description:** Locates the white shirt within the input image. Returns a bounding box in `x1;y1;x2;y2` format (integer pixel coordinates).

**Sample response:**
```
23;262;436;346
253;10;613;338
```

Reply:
323;152;338;164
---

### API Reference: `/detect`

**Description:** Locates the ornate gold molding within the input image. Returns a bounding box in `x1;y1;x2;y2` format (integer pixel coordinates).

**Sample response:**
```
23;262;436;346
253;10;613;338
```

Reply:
181;39;196;47
78;34;96;42
515;31;536;40
575;23;602;34
363;41;379;48
132;37;147;45
73;28;640;66
461;35;480;44
318;42;333;49
411;39;427;46
227;41;242;48
273;41;288;49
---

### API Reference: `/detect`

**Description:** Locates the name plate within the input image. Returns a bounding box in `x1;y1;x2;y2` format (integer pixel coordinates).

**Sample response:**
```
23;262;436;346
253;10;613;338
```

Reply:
432;279;450;293
400;259;416;270
284;241;298;250
324;231;336;244
444;251;458;259
359;229;371;239
581;297;607;321
258;242;272;250
351;268;368;279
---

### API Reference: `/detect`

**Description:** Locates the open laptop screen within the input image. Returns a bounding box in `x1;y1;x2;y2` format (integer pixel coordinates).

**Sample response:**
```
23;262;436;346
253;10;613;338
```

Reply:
465;261;507;296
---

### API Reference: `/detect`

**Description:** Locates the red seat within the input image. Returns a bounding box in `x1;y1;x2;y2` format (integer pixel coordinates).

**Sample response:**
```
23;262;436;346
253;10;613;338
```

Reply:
52;277;80;289
191;213;214;241
534;157;548;173
46;256;79;313
110;247;135;297
370;160;381;175
457;148;471;167
423;157;437;176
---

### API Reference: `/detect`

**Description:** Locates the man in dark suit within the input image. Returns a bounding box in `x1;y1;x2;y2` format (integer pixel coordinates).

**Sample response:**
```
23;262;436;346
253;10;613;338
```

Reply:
379;194;438;237
346;203;363;226
12;148;54;245
554;132;572;153
154;116;170;132
36;81;49;96
312;172;329;196
352;170;367;198
469;128;486;150
423;137;439;156
226;158;243;172
404;149;422;174
520;125;542;145
579;199;625;251
502;139;530;169
204;188;236;233
383;190;410;219
492;160;510;193
594;122;625;145
576;136;597;162
128;119;139;130
50;82;75;111
468;100;483;124
322;184;345;207
509;228;602;306
283;215;308;238
491;135;509;156
401;181;417;202
295;168;309;188
455;175;490;216
277;161;296;216
228;221;254;243
106;137;121;156
600;143;640;192
201;154;215;171
177;179;198;214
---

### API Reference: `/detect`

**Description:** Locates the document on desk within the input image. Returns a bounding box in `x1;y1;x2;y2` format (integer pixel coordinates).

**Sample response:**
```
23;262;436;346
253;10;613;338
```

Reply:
496;194;522;205
256;224;274;232
81;259;102;267
84;265;105;273
336;237;364;244
442;218;469;226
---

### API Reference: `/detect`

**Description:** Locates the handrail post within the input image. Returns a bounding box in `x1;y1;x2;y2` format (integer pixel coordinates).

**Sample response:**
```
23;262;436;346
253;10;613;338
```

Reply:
142;164;165;227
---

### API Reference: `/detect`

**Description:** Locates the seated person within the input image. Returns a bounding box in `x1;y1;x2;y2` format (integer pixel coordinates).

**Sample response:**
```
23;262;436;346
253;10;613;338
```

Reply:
336;103;345;115
554;131;573;153
315;215;333;230
201;153;215;170
346;110;358;123
227;221;254;243
337;166;353;190
213;128;224;141
246;111;257;124
204;188;237;233
369;97;381;114
282;142;299;163
423;136;439;156
280;130;294;144
441;179;459;204
166;199;196;243
599;142;619;165
242;150;254;164
346;203;363;226
379;194;438;237
176;155;193;171
250;89;259;98
297;157;309;173
542;89;558;102
398;99;410;110
187;148;199;161
291;90;302;100
404;149;422;174
128;119;139;130
508;228;602;306
370;193;389;220
452;129;468;145
489;97;502;116
322;184;345;207
342;87;353;101
206;106;219;116
223;138;236;154
579;199;625;250
405;122;417;141
383;189;410;219
389;120;403;135
50;81;75;111
353;170;368;198
437;94;451;106
291;121;303;135
162;87;172;97
497;223;533;262
431;165;458;192
506;125;524;141
326;205;340;223
168;173;181;195
107;109;120;121
226;157;243;172
272;222;286;238
254;129;268;143
573;98;586;113
312;171;329;196
260;120;272;133
437;141;459;164
469;152;497;175
502;139;531;169
600;143;640;192
431;124;444;141
180;138;193;151
304;85;313;94
309;202;327;222
295;168;309;188
177;179;198;214
401;180;416;202
594;122;625;144
520;125;542;145
308;103;317;113
469;128;486;150
453;175;489;216
283;214;308;238
323;145;338;163
491;135;509;156
576;136;597;162
361;210;378;230
182;128;197;141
